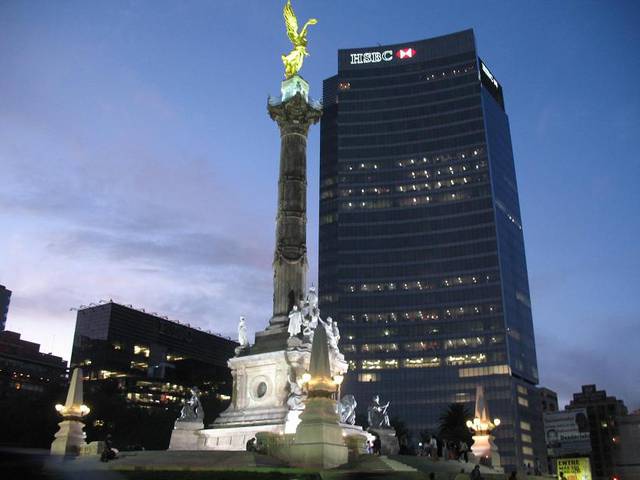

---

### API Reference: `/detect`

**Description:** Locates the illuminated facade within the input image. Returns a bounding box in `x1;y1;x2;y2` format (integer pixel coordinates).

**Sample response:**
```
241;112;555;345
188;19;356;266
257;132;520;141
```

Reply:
71;302;236;412
319;30;544;470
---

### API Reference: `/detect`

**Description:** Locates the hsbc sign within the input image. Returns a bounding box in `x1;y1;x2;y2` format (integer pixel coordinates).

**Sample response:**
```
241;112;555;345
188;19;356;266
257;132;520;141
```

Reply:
349;47;417;65
395;48;416;59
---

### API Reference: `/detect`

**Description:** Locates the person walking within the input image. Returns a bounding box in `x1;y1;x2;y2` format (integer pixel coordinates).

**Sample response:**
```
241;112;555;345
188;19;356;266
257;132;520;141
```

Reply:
430;435;438;461
460;440;469;462
508;471;518;480
373;436;381;456
470;465;483;480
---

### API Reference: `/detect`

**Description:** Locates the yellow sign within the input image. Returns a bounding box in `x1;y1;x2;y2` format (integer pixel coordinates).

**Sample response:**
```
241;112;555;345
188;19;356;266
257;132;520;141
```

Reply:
557;457;592;480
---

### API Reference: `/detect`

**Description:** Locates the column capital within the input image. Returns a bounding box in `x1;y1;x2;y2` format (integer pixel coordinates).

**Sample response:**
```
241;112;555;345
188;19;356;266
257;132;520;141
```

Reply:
268;93;322;136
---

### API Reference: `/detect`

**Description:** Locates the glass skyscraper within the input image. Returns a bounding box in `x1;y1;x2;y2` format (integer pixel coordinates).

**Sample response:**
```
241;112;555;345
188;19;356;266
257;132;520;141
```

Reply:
319;30;545;470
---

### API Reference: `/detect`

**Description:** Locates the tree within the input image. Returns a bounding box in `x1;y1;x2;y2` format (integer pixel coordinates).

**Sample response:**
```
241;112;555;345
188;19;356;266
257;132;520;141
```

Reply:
438;403;473;445
391;416;414;455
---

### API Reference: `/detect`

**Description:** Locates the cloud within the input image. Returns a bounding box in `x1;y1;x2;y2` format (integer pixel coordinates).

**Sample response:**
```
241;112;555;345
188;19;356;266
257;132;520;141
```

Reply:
0;55;276;361
536;318;640;410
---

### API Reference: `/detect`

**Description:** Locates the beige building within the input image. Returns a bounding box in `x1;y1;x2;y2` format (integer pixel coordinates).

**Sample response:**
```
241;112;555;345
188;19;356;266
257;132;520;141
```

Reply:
614;411;640;479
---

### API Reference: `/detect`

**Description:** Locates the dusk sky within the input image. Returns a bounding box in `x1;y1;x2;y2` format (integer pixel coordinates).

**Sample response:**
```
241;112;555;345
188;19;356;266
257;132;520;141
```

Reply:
1;1;639;410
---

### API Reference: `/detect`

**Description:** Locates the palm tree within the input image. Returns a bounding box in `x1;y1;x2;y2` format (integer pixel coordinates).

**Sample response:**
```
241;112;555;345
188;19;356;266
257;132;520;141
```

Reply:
438;403;473;445
391;416;413;454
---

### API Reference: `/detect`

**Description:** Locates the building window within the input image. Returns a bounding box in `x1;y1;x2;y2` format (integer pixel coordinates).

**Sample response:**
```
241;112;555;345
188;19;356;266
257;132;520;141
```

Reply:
361;343;398;352
358;373;379;382
402;357;441;368
130;361;148;371
134;345;150;357
521;433;532;444
518;396;529;407
446;353;487;366
522;446;534;456
166;353;185;361
517;385;528;395
520;421;531;431
404;341;438;351
459;365;510;377
361;359;398;370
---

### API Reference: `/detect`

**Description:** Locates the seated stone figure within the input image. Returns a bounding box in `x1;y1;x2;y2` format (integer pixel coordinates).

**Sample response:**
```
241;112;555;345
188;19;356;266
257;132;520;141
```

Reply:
338;394;357;425
177;387;205;423
367;394;391;429
286;375;305;410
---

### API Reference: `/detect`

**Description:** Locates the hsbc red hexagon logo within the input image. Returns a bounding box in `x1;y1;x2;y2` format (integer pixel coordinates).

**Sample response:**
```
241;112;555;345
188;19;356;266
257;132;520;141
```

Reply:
395;48;416;59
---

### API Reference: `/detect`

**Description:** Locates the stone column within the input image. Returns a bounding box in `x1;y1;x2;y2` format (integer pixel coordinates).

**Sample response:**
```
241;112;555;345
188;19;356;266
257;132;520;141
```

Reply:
266;76;321;331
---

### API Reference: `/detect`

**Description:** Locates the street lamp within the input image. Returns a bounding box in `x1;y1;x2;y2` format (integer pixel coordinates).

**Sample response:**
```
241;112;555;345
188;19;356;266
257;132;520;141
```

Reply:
333;374;344;400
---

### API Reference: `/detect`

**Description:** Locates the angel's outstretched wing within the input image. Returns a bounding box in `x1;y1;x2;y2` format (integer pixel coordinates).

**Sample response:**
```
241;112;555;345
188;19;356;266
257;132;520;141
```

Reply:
283;0;299;44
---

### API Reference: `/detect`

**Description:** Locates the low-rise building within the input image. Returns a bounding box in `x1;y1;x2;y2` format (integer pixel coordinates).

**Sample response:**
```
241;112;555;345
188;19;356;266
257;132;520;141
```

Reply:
0;330;67;397
539;387;559;413
70;301;237;449
614;410;640;480
567;385;628;480
0;330;68;447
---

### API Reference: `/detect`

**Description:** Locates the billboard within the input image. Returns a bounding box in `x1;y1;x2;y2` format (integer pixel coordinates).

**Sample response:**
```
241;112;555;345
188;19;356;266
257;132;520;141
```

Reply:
544;409;591;456
556;457;592;480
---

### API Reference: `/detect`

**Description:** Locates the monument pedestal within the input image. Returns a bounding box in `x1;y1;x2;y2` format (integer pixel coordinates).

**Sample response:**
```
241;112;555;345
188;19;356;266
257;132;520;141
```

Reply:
369;428;400;455
50;419;87;456
289;396;348;468
471;434;502;471
169;421;204;450
342;424;374;457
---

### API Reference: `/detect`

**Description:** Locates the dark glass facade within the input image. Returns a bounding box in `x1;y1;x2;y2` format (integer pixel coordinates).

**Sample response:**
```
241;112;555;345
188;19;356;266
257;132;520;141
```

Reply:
71;302;237;401
0;284;11;331
319;30;544;470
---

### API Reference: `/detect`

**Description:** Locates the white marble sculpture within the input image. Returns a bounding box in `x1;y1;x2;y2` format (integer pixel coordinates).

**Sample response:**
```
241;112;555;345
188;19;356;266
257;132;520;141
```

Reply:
286;375;305;410
288;305;304;337
338;395;357;425
332;319;340;346
177;387;205;423
367;394;391;429
325;317;338;350
238;316;249;348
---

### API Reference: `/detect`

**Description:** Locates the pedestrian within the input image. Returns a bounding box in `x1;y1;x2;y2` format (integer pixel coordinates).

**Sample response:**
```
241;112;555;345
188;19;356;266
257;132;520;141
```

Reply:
442;439;448;461
460;440;469;463
373;436;382;456
508;471;517;480
430;435;438;460
100;434;118;462
470;465;483;480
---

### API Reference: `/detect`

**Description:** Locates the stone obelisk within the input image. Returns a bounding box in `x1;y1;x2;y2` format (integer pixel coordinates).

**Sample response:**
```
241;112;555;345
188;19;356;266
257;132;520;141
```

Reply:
51;367;90;456
290;319;348;468
254;77;321;352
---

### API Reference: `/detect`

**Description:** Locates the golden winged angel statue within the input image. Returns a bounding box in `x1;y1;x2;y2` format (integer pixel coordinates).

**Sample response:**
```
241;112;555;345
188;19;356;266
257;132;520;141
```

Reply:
281;0;317;79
